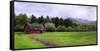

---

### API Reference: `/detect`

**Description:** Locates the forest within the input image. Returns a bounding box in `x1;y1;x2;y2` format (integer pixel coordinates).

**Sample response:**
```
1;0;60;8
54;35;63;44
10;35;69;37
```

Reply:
15;14;97;32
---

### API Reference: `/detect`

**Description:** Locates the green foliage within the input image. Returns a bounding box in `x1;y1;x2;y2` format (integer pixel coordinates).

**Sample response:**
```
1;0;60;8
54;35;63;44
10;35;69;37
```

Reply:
63;18;74;27
75;24;88;31
50;17;60;27
66;27;74;31
15;14;28;25
46;26;56;32
87;25;96;31
15;14;96;32
15;14;28;31
45;16;51;23
59;18;64;26
45;23;55;28
15;25;24;31
30;14;37;23
37;15;45;24
56;25;66;32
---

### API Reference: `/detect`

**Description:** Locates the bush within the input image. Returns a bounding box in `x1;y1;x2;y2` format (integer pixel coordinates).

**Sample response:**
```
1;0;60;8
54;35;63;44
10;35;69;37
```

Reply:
56;26;66;32
15;25;24;31
66;27;74;31
46;26;56;32
45;23;55;27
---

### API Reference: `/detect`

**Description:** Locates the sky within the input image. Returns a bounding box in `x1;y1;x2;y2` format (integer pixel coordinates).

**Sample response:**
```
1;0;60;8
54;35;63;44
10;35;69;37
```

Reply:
14;2;97;21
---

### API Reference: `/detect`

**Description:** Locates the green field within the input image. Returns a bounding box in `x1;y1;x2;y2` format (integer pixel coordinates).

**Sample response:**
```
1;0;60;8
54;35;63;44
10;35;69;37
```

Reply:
14;32;46;49
14;32;97;49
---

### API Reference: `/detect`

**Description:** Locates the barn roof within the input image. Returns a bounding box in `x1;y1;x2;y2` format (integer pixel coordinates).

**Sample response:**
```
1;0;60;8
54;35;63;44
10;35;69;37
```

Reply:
26;23;44;30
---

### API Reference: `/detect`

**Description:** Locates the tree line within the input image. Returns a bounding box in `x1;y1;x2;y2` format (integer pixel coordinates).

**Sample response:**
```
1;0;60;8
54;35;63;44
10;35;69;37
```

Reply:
15;14;96;32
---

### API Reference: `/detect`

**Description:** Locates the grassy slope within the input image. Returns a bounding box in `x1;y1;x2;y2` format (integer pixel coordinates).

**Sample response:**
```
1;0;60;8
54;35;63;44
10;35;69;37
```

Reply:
33;32;97;46
14;32;46;49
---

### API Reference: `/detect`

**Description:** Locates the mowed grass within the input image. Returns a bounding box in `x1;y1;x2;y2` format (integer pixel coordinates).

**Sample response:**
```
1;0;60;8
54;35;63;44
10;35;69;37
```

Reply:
14;31;97;49
33;32;97;46
14;32;46;49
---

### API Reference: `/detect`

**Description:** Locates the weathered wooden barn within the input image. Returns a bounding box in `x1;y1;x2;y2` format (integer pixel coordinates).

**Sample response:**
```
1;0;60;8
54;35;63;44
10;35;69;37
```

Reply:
24;24;45;34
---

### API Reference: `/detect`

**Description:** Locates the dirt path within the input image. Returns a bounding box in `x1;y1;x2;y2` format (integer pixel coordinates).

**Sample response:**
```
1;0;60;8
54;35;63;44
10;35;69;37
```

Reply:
32;37;59;47
28;35;60;47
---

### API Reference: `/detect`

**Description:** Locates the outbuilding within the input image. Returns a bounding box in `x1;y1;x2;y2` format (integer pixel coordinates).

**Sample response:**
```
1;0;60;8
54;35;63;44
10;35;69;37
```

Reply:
24;23;45;34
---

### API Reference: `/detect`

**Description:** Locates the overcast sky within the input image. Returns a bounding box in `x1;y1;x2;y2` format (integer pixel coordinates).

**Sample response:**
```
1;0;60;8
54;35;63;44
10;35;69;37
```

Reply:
14;2;97;21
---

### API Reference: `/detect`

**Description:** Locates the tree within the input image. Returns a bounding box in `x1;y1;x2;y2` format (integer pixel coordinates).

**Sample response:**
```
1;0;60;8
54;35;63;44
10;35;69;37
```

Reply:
67;26;74;31
45;23;55;28
37;15;45;24
45;23;56;32
75;24;88;31
51;17;60;27
56;25;66;32
63;18;74;27
46;26;56;32
45;16;51;23
59;18;64;26
87;25;96;31
15;14;28;25
15;14;28;31
30;14;37;23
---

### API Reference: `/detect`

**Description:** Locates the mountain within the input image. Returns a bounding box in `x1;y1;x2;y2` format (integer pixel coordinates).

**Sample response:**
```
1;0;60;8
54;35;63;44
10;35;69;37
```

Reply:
68;18;89;24
68;18;96;26
86;21;97;26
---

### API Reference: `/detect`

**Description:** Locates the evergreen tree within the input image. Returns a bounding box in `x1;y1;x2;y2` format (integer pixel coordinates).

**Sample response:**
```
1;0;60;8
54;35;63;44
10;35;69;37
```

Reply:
37;15;44;24
30;14;37;23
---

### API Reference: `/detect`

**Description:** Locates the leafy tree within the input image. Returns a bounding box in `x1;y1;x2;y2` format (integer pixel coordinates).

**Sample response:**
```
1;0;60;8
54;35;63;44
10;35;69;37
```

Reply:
75;24;88;31
67;26;74;31
45;23;55;28
87;25;96;31
51;17;60;27
15;25;24;31
63;18;74;27
15;14;28;25
46;26;56;32
15;14;28;31
56;25;66;32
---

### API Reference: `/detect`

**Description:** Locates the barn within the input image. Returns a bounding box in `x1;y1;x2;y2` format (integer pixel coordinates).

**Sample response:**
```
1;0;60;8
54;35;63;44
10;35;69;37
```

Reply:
24;23;45;34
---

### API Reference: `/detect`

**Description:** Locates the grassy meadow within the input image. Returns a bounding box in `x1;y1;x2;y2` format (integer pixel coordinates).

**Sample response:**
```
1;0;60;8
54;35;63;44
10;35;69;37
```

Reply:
14;31;97;49
14;32;46;49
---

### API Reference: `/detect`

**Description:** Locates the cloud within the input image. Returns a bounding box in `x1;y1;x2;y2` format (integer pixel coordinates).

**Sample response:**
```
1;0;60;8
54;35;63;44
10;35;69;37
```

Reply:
15;2;96;21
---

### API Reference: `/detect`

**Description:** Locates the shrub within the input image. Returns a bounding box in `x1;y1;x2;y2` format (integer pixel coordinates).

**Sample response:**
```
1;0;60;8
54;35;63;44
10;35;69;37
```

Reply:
15;25;24;31
46;26;56;32
45;23;55;27
66;27;74;31
56;26;66;32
